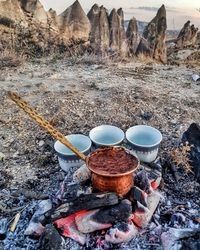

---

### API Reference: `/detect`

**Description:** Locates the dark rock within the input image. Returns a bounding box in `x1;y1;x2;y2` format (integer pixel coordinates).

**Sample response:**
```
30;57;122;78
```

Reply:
126;17;140;55
182;123;200;183
182;123;200;147
141;111;153;120
39;224;64;250
0;218;8;240
87;4;110;52
136;38;151;56
140;5;167;63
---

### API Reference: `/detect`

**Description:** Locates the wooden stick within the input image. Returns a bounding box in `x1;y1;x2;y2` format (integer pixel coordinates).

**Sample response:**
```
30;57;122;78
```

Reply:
8;91;86;161
10;212;21;232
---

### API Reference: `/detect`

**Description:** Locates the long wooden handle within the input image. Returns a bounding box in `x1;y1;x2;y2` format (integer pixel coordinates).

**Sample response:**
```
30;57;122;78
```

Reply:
8;91;86;161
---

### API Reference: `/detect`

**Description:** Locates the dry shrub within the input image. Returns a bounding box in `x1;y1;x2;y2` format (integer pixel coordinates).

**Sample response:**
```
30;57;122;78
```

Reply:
0;49;25;68
137;53;155;64
170;142;193;173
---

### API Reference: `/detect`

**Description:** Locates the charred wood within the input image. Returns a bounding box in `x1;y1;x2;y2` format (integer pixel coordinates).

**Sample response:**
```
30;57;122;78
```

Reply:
51;192;119;221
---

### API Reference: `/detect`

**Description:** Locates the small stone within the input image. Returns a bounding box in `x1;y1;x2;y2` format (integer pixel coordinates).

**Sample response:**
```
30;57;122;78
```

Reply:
166;200;171;206
170;120;177;125
38;140;45;147
141;111;153;121
12;151;19;158
187;201;192;209
0;153;5;162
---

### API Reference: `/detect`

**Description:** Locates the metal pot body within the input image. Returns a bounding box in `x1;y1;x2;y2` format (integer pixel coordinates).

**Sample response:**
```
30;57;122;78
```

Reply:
92;172;134;196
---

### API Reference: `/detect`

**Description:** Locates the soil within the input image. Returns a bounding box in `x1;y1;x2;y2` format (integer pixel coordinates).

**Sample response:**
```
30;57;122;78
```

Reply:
88;147;138;175
0;56;200;249
0;57;200;191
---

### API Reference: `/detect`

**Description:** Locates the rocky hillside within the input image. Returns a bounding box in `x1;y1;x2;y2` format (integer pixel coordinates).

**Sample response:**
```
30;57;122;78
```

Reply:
0;0;170;63
1;1;199;64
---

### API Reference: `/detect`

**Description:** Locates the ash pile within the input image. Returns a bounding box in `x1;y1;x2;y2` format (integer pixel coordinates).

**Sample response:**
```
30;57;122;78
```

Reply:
0;123;200;250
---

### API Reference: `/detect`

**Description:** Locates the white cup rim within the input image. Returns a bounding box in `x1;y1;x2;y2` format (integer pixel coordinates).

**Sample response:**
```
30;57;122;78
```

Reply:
89;125;124;146
54;134;92;156
126;125;162;148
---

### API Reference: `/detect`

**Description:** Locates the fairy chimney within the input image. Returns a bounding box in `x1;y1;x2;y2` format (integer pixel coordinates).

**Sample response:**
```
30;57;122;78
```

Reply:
87;4;110;52
176;21;198;48
109;8;128;56
126;17;140;55
58;0;91;42
141;4;167;63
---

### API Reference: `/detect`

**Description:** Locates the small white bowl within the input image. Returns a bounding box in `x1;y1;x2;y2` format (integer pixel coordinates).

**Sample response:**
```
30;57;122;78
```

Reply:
89;125;125;148
54;134;92;172
126;125;162;163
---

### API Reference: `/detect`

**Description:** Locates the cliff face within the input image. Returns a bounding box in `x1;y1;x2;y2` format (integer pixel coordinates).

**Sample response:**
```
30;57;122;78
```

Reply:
0;0;169;62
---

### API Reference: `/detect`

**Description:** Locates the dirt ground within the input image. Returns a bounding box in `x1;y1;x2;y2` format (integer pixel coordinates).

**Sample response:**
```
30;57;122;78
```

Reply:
0;58;200;191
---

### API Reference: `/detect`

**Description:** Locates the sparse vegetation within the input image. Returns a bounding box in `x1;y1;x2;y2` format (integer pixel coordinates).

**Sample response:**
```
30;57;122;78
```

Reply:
137;53;155;64
0;49;25;68
170;142;193;174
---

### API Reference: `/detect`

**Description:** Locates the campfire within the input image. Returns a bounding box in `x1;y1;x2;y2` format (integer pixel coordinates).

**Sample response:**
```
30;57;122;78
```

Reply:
1;93;200;250
23;164;162;248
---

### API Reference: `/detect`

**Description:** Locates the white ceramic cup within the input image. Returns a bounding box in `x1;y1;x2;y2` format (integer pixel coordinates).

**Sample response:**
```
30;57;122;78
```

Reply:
89;125;124;148
126;125;162;163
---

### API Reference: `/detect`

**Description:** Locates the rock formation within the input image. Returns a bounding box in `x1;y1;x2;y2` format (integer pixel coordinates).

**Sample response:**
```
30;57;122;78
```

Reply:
0;0;25;22
109;8;128;56
196;32;200;46
20;0;48;24
176;21;198;48
58;0;90;42
136;38;151;57
126;17;140;55
87;4;109;53
138;5;167;63
0;0;169;63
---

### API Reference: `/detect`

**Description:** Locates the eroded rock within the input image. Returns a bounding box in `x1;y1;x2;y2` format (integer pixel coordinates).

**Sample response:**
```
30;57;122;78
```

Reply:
87;4;109;52
126;17;140;55
139;5;167;63
176;21;198;48
109;8;128;56
58;0;91;42
20;0;48;24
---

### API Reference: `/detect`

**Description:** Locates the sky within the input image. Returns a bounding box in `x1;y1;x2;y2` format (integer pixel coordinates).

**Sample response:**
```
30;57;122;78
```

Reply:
40;0;200;30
